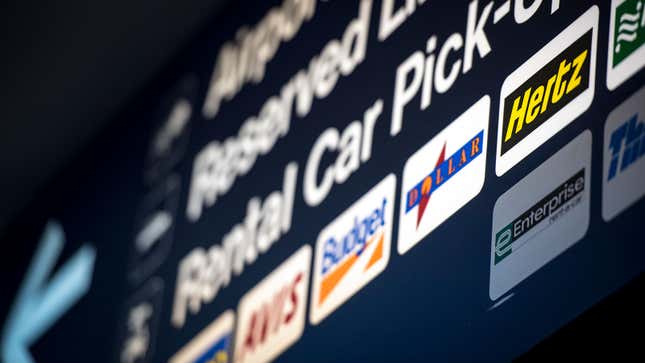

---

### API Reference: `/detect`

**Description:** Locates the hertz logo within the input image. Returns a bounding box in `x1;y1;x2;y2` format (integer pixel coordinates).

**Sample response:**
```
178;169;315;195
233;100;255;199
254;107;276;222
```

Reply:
501;31;592;155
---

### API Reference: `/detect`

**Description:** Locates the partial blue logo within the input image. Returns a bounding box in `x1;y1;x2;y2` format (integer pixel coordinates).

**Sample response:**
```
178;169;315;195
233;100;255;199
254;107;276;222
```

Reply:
607;112;644;180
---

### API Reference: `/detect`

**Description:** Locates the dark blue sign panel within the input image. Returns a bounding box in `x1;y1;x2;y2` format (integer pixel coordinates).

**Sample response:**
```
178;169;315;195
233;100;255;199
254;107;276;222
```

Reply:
1;1;644;362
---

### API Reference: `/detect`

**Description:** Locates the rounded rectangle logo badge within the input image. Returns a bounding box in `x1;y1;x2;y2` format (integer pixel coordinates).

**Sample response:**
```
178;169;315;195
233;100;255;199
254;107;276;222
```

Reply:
398;95;489;255
310;174;395;325
603;85;645;221
490;131;591;301
234;245;311;363
169;310;234;363
607;0;645;90
495;6;598;176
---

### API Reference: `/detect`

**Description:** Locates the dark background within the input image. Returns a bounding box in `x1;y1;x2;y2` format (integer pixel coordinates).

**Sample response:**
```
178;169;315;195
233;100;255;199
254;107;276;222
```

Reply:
0;0;230;235
1;1;644;362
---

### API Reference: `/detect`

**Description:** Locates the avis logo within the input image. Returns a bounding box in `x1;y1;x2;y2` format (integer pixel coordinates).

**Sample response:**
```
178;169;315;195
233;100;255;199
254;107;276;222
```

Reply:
234;246;310;363
608;113;644;180
310;175;395;325
398;96;489;255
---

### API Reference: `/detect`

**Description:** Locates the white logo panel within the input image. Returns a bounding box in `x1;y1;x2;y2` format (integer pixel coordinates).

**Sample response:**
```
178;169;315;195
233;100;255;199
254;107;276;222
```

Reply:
495;7;598;176
234;245;311;363
398;95;489;255
490;131;591;300
310;174;395;325
603;86;645;221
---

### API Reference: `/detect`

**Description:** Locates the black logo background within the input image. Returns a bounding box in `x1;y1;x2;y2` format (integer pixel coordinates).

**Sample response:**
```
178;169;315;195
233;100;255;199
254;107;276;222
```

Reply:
501;31;592;155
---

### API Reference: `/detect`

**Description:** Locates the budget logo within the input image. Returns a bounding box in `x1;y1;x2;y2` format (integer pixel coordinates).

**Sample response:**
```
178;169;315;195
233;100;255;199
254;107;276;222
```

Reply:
603;86;645;221
234;245;310;363
607;0;645;90
169;310;234;363
398;96;489;255
310;174;395;325
496;7;597;176
490;131;591;301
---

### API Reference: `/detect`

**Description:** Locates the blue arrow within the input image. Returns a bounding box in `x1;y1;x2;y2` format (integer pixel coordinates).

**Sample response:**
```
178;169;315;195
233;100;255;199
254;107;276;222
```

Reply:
1;221;96;363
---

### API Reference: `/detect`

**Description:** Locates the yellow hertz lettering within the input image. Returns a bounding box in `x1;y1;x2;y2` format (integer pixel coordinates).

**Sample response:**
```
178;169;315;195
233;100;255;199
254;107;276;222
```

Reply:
501;31;591;155
505;51;587;142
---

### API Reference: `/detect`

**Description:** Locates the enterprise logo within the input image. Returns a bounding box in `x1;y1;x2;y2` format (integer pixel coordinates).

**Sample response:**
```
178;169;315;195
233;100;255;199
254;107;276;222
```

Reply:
490;131;591;301
603;86;645;221
496;7;597;175
398;96;489;255
310;174;395;325
495;169;585;265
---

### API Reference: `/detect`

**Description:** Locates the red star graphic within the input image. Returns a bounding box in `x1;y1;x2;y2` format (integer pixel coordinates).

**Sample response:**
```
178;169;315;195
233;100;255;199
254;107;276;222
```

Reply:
416;142;446;229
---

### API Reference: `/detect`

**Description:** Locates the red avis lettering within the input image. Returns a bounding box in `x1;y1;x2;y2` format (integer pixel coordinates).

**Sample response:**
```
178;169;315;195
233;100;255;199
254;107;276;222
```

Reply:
238;272;303;361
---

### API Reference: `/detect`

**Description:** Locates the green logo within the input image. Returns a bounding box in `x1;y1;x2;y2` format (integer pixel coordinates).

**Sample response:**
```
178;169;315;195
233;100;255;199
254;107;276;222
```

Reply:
613;0;645;67
494;224;513;265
